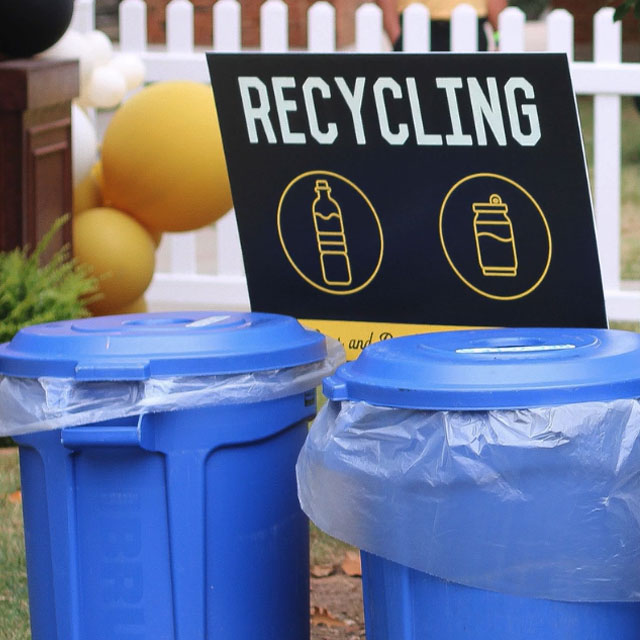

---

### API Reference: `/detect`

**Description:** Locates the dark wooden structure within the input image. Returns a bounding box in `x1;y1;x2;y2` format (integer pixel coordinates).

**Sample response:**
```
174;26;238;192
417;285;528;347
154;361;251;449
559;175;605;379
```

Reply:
0;58;79;262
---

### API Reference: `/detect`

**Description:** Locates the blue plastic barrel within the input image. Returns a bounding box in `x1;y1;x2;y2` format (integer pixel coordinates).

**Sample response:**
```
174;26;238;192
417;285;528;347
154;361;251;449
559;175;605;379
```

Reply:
301;327;640;640
360;554;640;640
0;311;328;640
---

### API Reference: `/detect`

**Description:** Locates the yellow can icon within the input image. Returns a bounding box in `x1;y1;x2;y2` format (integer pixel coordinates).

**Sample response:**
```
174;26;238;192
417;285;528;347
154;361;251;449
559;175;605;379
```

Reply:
472;194;518;277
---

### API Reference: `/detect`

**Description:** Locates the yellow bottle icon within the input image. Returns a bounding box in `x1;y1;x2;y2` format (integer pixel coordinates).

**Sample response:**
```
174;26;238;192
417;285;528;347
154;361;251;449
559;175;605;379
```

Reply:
473;194;518;277
312;179;352;286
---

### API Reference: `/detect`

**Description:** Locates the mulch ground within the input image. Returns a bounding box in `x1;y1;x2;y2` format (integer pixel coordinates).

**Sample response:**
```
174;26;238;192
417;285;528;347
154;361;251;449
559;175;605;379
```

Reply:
311;575;365;639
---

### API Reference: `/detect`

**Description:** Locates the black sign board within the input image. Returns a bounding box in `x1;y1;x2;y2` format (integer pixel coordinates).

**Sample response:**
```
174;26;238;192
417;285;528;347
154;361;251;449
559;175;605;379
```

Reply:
207;53;606;358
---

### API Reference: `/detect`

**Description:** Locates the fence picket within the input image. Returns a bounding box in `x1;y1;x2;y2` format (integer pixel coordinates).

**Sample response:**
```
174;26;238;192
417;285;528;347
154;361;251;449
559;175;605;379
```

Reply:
498;7;525;52
167;232;199;275
356;3;383;52
216;212;246;277
451;4;478;52
71;0;95;33
403;4;429;53
165;1;196;274
119;0;147;52
261;0;288;52
168;234;198;274
308;1;336;52
546;9;574;60
593;7;622;294
212;0;244;281
214;0;241;51
167;0;194;52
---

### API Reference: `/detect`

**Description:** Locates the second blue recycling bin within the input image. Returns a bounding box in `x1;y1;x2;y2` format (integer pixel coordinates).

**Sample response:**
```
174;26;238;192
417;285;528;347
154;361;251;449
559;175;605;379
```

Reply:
298;327;640;639
0;311;336;640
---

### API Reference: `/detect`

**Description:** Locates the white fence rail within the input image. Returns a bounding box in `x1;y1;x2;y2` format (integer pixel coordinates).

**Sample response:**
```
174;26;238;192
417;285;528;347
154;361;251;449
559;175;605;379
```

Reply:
73;0;640;321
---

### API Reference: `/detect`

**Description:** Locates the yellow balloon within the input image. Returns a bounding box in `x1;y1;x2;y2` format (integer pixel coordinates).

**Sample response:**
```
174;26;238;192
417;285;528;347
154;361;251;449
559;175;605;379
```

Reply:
108;295;148;316
75;160;164;248
73;161;103;214
101;81;232;232
73;207;156;315
147;227;163;248
91;161;104;192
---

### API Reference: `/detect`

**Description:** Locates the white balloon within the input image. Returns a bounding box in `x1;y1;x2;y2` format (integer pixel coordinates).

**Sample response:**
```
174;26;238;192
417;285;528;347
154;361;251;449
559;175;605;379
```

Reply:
109;53;145;91
71;104;98;187
85;30;114;67
86;65;127;109
40;30;94;86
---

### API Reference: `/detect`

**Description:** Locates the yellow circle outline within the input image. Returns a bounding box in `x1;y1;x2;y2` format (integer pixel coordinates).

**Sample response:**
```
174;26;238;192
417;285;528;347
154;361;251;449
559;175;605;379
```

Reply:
439;172;552;301
277;170;384;296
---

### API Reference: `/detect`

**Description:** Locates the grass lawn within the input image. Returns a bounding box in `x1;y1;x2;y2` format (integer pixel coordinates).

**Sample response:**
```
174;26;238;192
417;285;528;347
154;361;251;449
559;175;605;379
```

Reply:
0;449;30;640
0;99;639;640
578;96;640;331
578;96;640;282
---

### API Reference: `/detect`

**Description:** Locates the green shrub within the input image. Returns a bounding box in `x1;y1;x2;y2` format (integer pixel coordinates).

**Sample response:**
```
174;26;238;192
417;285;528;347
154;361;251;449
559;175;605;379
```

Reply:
0;216;99;447
614;0;640;22
0;216;100;343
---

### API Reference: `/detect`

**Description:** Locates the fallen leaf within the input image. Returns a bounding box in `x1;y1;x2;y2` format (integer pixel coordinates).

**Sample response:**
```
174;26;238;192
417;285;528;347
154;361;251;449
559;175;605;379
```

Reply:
7;490;21;504
311;605;348;628
311;563;335;578
341;550;362;577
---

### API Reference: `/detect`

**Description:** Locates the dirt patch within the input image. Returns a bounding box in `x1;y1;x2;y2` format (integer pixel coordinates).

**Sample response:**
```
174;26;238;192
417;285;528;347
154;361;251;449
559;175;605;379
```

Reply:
310;524;366;638
311;575;365;639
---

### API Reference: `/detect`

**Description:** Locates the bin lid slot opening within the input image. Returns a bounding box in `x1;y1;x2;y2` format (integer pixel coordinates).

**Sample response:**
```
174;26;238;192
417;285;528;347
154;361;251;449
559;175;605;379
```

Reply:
456;343;576;354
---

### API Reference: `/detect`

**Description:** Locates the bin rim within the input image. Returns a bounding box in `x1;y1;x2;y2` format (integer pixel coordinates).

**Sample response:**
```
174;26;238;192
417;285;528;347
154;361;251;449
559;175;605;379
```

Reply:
323;327;640;410
0;311;327;381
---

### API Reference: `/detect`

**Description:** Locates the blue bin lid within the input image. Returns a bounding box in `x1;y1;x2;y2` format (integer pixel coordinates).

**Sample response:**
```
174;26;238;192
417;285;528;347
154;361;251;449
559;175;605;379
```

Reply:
0;311;326;381
323;327;640;410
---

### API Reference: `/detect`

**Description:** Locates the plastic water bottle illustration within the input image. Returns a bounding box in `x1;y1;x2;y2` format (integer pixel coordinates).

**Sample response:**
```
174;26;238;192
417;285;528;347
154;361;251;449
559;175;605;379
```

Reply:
312;179;352;286
473;194;518;277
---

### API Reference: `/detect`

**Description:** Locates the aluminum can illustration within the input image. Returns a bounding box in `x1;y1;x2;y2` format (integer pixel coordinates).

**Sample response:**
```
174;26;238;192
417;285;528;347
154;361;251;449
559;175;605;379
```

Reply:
473;194;518;277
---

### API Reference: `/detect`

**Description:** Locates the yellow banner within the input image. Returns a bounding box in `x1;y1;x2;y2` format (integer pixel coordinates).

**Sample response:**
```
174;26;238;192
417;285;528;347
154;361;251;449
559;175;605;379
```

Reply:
300;318;483;360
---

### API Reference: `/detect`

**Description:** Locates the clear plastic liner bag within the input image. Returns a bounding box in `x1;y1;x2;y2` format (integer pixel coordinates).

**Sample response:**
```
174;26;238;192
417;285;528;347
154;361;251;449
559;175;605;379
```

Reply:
297;398;640;602
0;337;344;436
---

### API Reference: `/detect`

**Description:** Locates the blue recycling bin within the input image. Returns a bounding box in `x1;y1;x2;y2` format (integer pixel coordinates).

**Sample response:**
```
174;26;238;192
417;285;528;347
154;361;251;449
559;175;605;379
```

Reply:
359;554;640;639
297;328;640;639
0;311;334;640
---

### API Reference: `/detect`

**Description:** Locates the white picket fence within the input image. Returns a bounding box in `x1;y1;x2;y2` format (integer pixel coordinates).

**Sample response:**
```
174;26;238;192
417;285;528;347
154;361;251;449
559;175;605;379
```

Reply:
72;0;640;321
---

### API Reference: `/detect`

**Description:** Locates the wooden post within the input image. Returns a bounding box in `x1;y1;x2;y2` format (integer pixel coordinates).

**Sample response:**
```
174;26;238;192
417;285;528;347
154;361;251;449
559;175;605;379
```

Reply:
0;58;79;262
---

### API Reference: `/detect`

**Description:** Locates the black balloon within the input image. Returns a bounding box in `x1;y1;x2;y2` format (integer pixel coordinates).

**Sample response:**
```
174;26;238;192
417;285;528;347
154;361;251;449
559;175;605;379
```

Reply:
0;0;74;58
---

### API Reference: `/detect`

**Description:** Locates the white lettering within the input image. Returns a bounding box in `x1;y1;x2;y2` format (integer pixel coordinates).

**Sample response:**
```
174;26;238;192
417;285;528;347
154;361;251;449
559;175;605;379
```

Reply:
335;77;367;145
303;77;338;145
406;77;443;146
272;77;306;144
237;74;542;148
505;77;541;146
436;77;473;146
468;77;507;146
374;77;409;145
238;77;277;144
